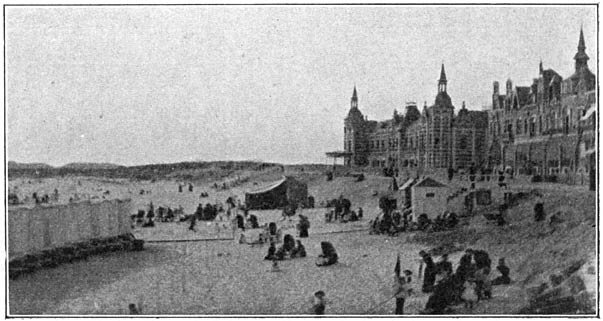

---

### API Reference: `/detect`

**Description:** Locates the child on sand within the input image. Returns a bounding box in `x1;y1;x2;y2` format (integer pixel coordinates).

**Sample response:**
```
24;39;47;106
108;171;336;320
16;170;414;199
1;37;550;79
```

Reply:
128;303;139;315
312;291;327;315
271;260;281;272
462;279;478;310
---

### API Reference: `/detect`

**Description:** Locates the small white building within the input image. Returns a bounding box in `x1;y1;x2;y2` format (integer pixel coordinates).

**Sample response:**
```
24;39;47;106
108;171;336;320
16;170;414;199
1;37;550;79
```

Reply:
411;177;449;221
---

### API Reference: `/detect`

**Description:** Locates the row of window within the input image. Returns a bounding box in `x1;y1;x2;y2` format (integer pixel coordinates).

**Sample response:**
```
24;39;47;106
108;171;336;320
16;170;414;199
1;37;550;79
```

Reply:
497;109;584;138
369;138;399;150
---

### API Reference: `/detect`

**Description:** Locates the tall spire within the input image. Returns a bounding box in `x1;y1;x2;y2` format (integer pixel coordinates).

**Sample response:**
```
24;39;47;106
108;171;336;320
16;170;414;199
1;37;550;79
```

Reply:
578;26;586;51
438;63;447;93
574;27;589;72
539;58;543;74
351;85;358;109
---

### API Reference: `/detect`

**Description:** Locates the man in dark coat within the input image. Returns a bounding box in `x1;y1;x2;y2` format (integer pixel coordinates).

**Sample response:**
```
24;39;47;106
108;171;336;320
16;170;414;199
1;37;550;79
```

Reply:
473;249;491;270
249;214;259;229
420;251;437;293
455;249;475;282
333;199;342;220
236;214;245;231
447;212;458;228
424;269;456;314
534;199;545;222
436;254;453;276
341;198;352;216
297;215;310;238
194;203;204;220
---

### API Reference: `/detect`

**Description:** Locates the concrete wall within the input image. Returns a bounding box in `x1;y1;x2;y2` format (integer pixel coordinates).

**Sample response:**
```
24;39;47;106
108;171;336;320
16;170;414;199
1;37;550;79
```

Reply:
411;186;450;221
8;199;132;260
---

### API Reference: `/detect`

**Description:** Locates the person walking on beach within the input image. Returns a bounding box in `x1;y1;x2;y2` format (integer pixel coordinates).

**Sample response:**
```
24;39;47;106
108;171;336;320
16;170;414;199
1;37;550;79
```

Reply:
419;250;437;293
394;269;413;314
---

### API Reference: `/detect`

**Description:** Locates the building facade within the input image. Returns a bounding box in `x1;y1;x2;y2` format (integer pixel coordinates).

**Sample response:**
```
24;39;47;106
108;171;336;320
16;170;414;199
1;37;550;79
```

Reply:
486;28;596;178
344;65;489;175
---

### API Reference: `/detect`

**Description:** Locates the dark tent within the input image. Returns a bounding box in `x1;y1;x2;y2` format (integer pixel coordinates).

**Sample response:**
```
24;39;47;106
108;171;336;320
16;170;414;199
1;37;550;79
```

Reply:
245;176;308;210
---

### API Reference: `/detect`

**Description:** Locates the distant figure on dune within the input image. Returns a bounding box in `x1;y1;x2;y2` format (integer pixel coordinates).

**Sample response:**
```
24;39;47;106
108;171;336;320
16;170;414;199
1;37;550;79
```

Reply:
188;215;196;232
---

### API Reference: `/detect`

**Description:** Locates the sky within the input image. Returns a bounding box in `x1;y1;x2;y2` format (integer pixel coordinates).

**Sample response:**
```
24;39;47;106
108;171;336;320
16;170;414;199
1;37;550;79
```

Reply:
5;5;597;166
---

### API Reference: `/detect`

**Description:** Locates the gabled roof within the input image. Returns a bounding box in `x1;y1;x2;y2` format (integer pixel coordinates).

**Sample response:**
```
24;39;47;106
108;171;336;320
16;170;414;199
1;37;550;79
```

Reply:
413;177;447;188
399;178;416;191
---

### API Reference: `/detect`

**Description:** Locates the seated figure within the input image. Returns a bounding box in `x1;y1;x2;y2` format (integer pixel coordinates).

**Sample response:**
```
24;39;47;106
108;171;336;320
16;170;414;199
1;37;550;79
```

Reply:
291;240;307;258
316;241;338;267
275;234;296;260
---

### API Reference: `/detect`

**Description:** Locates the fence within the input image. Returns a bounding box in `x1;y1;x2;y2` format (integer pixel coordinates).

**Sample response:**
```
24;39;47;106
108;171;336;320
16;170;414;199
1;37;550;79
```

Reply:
8;199;132;260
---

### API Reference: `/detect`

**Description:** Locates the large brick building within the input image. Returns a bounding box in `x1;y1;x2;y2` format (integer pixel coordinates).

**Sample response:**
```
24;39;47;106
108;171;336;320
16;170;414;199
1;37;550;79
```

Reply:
343;65;489;175
486;28;596;179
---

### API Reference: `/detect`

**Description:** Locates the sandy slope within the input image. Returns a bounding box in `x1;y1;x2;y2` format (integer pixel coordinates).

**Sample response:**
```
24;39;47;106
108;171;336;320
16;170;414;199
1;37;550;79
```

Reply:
7;172;597;315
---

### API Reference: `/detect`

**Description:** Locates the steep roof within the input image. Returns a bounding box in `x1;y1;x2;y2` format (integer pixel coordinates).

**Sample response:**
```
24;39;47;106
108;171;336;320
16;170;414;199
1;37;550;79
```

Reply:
439;64;447;82
346;106;364;122
247;176;287;194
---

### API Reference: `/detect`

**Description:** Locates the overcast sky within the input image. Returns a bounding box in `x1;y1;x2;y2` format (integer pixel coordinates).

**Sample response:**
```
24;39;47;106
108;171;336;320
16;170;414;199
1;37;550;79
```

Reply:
6;5;597;166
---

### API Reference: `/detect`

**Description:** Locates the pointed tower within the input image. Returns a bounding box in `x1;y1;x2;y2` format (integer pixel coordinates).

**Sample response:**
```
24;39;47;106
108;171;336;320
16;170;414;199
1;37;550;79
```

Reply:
344;86;366;166
438;64;447;93
434;64;453;108
574;27;589;72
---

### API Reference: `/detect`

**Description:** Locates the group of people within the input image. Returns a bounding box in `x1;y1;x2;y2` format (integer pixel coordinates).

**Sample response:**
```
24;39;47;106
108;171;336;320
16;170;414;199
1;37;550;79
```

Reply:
193;202;223;222
372;209;411;235
264;234;307;260
324;196;361;223
32;189;59;204
133;203;183;225
371;210;459;236
325;207;362;223
212;176;250;191
177;183;194;193
416;248;511;314
258;217;337;268
418;212;459;232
